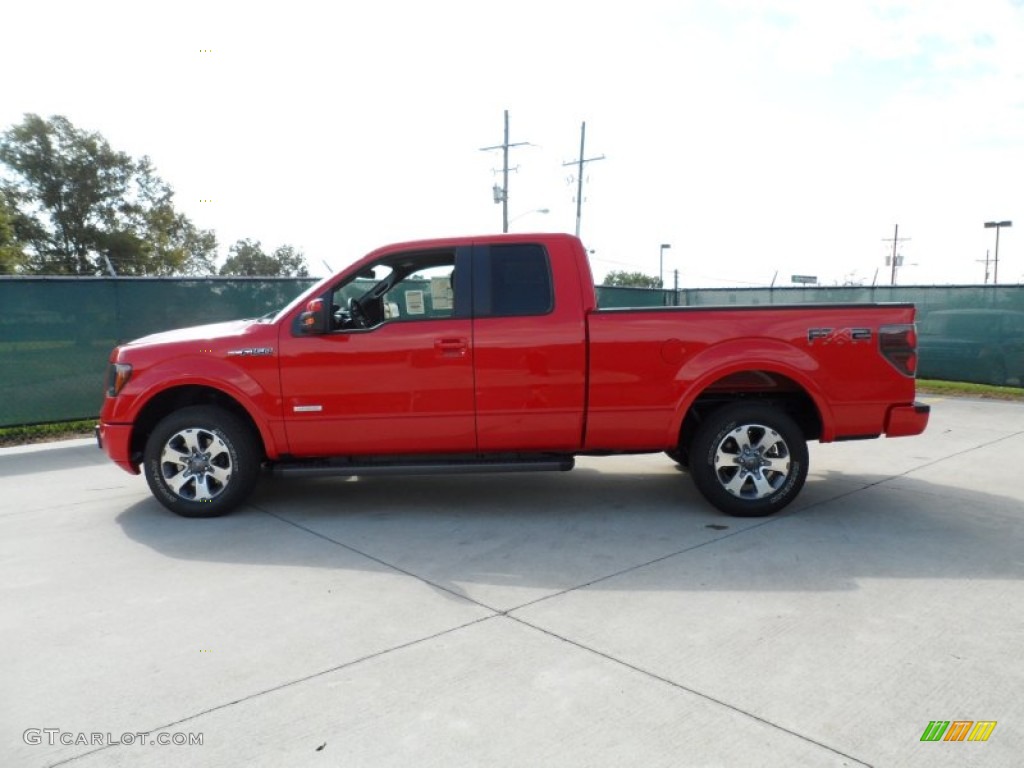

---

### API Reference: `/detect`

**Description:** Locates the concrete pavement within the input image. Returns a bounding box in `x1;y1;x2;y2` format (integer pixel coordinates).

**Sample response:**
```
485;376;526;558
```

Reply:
1;396;1021;767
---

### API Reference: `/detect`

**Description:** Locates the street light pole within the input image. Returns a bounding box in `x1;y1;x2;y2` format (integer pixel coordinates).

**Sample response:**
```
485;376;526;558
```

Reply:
659;243;671;288
984;220;1012;285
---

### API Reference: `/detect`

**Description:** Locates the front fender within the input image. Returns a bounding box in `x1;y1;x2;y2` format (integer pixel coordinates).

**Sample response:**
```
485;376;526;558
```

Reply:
107;355;285;458
670;338;836;442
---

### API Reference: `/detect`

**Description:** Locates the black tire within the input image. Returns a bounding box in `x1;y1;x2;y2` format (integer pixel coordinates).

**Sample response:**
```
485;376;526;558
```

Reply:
689;403;808;517
665;448;689;468
143;406;260;518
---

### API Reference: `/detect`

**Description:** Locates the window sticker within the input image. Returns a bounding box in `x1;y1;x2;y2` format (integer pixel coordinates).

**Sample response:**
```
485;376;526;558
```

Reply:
430;276;453;310
405;290;425;315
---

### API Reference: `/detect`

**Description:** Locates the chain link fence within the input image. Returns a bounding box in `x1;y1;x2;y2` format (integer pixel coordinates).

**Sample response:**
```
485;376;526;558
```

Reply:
2;278;1021;427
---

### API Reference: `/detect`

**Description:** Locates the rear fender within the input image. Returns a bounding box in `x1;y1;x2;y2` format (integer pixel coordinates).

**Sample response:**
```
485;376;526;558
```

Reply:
669;339;835;442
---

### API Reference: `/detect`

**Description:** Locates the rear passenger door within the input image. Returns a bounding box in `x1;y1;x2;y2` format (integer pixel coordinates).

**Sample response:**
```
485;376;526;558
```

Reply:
471;243;587;452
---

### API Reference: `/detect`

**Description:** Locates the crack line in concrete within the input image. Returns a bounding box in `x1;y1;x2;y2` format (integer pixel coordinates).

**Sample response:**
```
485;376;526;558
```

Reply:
248;505;874;764
855;429;1023;489
257;506;505;613
46;614;499;767
506;614;875;767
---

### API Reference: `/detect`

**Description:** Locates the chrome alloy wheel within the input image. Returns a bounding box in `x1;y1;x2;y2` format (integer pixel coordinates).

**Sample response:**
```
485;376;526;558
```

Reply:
159;427;233;502
713;423;791;500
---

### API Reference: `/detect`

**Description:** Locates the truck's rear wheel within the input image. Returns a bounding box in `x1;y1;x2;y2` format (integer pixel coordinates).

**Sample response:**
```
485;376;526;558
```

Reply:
689;403;807;517
143;406;260;518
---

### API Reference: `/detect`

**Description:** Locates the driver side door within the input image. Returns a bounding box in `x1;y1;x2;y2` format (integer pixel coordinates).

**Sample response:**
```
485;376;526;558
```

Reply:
277;247;476;456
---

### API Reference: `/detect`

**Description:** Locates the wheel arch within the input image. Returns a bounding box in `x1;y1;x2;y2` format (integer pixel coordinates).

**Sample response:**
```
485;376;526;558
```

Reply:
670;359;833;454
129;385;272;466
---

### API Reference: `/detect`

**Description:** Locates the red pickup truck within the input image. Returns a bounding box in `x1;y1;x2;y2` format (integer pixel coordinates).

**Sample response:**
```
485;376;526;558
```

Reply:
97;233;929;518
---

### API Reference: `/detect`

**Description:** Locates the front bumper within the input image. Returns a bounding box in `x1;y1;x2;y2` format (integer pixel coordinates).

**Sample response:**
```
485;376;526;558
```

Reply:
884;401;931;438
96;422;140;475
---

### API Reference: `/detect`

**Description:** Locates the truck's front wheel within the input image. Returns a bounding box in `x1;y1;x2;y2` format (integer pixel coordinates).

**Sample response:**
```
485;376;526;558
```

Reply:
689;403;808;517
143;406;260;518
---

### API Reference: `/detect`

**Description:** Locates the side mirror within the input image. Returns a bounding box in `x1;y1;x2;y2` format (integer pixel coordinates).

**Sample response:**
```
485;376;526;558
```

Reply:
298;298;326;334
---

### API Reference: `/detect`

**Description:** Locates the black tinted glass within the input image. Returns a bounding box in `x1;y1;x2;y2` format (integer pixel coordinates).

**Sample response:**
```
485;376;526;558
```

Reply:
488;244;553;316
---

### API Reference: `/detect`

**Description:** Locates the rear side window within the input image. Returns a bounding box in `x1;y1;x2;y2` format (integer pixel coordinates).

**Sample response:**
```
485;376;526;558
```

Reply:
481;244;554;317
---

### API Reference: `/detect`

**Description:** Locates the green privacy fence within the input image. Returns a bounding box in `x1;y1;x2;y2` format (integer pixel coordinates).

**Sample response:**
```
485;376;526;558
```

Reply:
1;278;1021;427
0;277;317;427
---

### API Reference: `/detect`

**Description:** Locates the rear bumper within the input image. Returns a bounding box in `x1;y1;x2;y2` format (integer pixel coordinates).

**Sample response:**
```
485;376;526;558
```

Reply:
884;401;931;438
96;422;140;475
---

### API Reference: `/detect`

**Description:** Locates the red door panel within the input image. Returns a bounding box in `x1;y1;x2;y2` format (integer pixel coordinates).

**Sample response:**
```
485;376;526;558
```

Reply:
278;319;476;456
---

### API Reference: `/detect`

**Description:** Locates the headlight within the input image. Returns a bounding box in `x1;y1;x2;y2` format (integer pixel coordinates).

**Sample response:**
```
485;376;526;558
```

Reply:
107;363;133;397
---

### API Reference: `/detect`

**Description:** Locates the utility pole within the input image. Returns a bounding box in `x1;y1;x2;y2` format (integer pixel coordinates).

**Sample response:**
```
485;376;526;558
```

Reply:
562;121;605;237
479;110;531;233
882;224;910;285
976;250;991;284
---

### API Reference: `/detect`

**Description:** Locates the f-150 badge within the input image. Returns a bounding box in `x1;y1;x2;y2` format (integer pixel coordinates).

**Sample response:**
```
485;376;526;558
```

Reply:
226;347;275;357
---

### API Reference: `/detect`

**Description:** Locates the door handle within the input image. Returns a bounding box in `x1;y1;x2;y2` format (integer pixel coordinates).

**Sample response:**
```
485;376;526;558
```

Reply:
434;338;468;357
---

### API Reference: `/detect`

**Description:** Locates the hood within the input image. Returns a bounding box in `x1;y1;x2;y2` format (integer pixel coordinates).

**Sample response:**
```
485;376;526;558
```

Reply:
123;319;262;348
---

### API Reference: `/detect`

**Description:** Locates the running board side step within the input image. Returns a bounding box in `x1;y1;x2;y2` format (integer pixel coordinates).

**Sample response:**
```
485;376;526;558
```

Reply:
269;455;575;478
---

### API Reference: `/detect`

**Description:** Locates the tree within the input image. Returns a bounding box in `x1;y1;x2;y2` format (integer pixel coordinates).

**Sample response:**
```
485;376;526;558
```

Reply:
602;270;663;288
0;114;217;275
142;204;218;276
219;239;309;277
0;193;27;273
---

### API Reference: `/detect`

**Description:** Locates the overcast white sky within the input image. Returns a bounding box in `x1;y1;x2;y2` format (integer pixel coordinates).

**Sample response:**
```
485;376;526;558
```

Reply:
3;0;1023;286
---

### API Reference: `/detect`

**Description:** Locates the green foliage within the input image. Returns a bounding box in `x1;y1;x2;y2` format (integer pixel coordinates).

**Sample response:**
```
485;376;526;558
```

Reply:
0;192;27;273
916;379;1024;399
219;239;309;277
603;270;663;288
0;114;217;275
143;203;218;276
